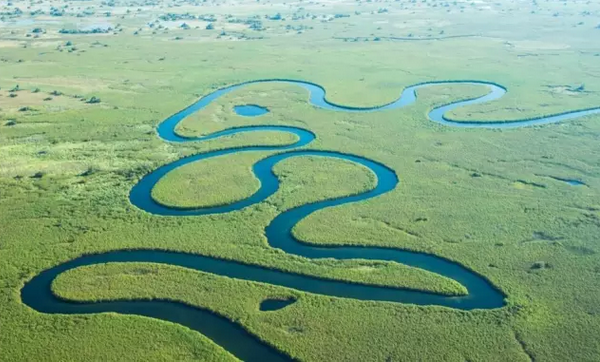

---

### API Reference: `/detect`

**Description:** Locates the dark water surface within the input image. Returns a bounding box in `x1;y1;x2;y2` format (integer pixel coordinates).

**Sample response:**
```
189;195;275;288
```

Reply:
260;298;297;311
22;79;600;361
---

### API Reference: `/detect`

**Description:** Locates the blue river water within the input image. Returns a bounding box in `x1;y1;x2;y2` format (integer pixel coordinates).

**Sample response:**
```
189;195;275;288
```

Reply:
21;79;600;362
234;104;270;117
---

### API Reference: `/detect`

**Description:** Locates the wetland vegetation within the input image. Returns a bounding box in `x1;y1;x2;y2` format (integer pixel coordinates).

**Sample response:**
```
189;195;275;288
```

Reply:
1;0;600;361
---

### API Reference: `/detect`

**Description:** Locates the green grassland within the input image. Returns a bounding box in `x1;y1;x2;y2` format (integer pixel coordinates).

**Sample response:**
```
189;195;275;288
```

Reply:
153;153;377;210
53;262;524;362
2;0;600;361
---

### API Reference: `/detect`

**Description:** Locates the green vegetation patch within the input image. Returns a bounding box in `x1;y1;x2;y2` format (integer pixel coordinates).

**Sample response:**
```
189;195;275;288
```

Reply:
152;152;266;209
270;155;378;210
52;262;522;362
3;0;600;360
153;153;379;211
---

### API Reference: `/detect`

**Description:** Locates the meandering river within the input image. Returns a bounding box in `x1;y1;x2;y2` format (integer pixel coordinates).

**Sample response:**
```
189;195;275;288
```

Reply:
22;80;600;361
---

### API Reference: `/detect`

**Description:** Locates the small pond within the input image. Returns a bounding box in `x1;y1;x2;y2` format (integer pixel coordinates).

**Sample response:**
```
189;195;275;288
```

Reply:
259;298;297;311
234;104;269;117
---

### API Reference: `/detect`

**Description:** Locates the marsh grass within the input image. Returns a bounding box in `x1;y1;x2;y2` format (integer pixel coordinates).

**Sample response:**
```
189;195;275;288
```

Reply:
2;0;600;360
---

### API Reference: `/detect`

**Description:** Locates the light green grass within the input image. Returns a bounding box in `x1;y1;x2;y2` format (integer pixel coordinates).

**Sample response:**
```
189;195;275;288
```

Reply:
152;153;378;210
2;0;600;361
52;262;526;362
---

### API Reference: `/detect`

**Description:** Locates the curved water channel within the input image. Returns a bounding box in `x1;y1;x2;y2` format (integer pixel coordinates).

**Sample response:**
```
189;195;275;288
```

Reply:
22;80;600;361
